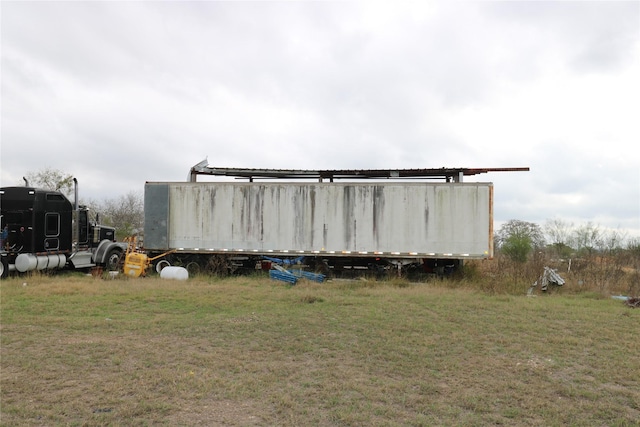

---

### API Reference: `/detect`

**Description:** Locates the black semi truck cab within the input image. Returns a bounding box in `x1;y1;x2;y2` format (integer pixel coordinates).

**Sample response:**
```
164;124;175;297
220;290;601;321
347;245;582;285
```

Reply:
0;185;126;278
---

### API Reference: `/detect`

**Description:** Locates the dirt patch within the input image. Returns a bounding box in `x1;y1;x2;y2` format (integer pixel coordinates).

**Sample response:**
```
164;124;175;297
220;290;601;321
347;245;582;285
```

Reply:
166;399;266;426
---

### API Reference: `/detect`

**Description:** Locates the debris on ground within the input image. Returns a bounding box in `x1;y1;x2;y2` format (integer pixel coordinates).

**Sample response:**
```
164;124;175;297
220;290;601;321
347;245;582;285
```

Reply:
268;262;326;285
611;295;639;308
625;297;640;308
269;265;298;284
528;266;565;295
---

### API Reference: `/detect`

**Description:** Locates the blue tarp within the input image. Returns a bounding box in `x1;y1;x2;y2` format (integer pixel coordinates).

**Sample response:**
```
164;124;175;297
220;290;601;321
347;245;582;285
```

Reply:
263;255;305;266
267;258;326;284
292;270;326;283
269;269;298;284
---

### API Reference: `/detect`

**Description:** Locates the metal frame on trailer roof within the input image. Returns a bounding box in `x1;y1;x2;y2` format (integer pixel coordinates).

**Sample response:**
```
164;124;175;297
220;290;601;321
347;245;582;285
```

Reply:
187;159;529;183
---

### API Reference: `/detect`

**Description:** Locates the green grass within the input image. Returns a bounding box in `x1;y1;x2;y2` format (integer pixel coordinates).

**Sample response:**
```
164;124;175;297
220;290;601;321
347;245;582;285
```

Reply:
1;273;638;426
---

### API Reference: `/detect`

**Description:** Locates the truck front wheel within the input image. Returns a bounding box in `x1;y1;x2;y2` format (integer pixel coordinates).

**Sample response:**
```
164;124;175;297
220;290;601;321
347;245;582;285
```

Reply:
106;249;123;271
0;256;8;278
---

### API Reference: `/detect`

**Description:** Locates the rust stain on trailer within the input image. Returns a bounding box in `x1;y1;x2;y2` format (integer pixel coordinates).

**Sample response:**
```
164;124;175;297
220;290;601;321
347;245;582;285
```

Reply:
343;185;355;248
372;185;385;246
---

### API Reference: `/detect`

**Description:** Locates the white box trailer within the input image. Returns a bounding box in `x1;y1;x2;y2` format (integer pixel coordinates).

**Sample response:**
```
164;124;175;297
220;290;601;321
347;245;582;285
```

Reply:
143;162;527;276
144;181;493;261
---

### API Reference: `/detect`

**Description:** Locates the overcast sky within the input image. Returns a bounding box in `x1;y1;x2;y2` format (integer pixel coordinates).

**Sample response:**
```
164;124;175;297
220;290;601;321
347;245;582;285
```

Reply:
1;1;639;239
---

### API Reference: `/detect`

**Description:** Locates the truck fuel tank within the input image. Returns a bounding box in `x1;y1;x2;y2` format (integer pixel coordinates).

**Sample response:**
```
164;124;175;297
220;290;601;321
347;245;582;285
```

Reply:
15;253;67;273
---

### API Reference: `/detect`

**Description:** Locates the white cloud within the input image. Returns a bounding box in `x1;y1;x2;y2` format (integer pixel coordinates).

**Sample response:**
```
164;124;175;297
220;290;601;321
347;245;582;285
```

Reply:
1;1;639;239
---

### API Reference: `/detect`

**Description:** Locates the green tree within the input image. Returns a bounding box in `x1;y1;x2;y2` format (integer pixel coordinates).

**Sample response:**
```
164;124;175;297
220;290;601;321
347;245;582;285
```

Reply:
501;234;533;263
496;219;545;263
496;219;545;248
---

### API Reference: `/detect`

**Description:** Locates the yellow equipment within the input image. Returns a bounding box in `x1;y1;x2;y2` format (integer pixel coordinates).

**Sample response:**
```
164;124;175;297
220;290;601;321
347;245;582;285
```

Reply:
122;236;175;277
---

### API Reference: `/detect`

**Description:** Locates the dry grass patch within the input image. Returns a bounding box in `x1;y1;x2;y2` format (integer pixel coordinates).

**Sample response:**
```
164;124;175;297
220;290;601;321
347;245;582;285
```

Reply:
1;273;638;426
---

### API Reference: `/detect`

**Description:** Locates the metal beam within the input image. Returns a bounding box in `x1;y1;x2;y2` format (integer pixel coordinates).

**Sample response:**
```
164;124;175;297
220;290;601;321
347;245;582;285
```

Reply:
188;159;529;182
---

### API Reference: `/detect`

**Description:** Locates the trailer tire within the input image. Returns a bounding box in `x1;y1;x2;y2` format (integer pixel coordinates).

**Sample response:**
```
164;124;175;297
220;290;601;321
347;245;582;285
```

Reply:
186;261;201;276
106;248;123;271
155;260;170;274
0;256;8;278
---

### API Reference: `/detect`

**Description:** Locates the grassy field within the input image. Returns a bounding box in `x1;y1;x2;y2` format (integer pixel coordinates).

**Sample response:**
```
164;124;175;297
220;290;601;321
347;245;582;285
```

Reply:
1;272;638;426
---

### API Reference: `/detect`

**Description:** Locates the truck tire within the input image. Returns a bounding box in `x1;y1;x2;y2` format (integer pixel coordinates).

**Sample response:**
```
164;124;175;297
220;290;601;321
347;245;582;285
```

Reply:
106;248;123;271
0;256;8;278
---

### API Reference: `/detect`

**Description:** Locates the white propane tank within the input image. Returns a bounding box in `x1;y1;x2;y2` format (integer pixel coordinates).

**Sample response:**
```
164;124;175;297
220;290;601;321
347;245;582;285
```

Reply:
160;266;189;280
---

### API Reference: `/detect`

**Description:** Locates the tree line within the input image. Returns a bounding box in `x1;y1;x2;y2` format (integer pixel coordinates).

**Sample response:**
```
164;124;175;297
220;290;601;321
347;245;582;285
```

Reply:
496;218;639;263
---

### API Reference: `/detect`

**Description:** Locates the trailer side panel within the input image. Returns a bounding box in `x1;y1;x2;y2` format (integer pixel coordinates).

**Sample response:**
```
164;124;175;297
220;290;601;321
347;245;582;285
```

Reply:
144;182;493;259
